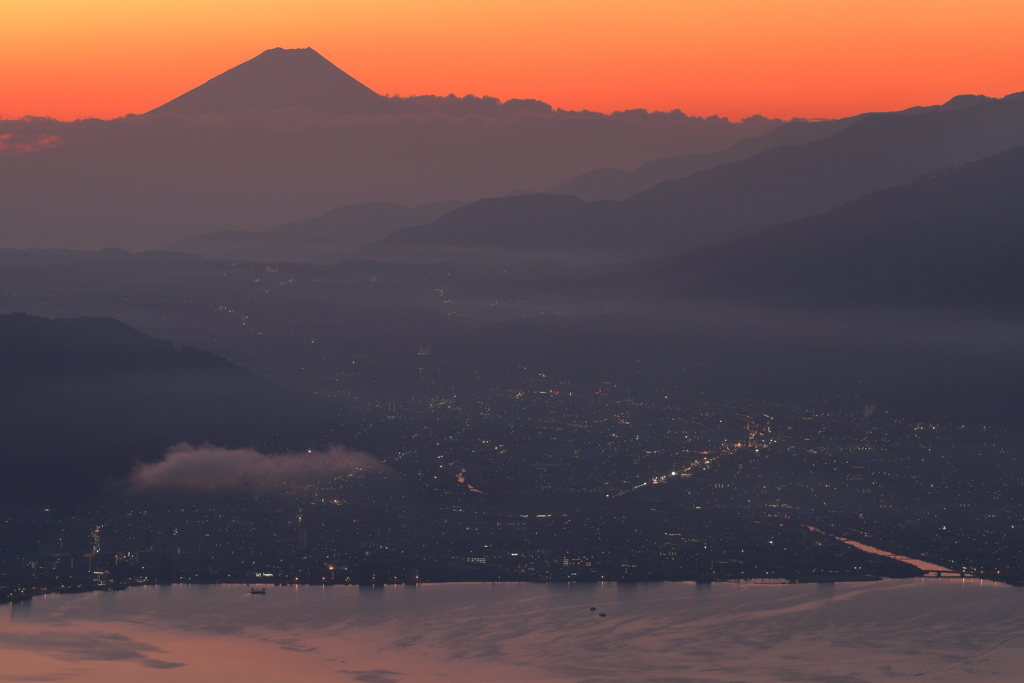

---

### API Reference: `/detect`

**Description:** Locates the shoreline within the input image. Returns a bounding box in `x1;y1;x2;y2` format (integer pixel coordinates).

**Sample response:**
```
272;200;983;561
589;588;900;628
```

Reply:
6;571;1016;606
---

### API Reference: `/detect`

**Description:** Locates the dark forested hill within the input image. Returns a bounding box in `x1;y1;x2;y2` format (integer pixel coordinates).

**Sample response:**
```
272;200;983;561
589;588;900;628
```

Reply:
0;312;340;504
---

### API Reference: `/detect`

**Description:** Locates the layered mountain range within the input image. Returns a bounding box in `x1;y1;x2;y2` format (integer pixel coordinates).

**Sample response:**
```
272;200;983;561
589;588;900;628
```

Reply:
546;93;1004;202
367;92;1024;263
654;142;1024;308
0;48;778;251
164;200;464;263
157;87;1024;267
8;45;1019;282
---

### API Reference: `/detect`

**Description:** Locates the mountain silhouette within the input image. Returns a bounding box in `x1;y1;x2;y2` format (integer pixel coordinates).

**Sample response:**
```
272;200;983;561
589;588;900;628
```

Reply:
374;93;1024;262
165;200;464;263
653;142;1024;308
546;116;859;201
364;193;588;261
0;99;772;252
149;47;388;115
547;94;1017;201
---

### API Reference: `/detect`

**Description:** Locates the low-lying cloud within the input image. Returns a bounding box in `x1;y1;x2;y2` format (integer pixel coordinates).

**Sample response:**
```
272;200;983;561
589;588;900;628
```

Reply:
0;132;63;156
129;444;385;493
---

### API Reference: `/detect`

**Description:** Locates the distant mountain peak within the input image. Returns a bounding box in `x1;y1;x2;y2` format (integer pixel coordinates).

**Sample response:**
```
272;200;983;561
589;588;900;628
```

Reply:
148;47;387;116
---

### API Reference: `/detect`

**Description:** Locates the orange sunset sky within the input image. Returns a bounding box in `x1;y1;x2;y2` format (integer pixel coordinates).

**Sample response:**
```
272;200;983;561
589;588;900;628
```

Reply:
3;0;1024;122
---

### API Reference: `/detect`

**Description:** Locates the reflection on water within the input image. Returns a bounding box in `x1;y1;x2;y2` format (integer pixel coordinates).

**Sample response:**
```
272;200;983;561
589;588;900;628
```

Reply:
2;579;1023;682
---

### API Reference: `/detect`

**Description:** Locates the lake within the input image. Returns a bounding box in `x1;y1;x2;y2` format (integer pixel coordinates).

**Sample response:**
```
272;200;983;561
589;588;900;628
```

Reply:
2;579;1022;682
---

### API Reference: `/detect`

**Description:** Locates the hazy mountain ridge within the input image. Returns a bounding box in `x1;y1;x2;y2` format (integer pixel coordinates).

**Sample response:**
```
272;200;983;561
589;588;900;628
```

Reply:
544;92;1024;201
651;142;1024;308
0;49;780;252
373;94;1024;262
362;193;589;262
165;200;465;263
0;110;776;252
546;116;860;201
2;241;1020;431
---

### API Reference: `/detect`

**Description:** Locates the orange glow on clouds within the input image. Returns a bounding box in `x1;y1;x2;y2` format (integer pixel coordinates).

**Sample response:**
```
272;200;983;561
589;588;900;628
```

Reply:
3;0;1023;121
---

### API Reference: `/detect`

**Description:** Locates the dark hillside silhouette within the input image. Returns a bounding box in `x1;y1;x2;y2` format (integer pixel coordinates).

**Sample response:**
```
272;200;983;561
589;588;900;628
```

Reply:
0;312;340;504
653;143;1024;308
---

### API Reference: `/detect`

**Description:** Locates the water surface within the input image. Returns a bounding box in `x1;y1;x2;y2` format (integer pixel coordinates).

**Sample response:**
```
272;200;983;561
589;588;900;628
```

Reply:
2;579;1022;682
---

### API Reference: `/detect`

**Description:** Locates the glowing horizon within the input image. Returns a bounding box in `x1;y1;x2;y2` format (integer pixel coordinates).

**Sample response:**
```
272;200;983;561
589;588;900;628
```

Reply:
3;0;1024;122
